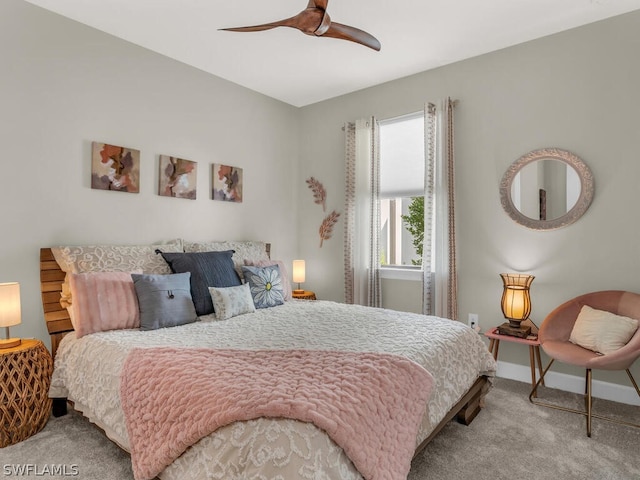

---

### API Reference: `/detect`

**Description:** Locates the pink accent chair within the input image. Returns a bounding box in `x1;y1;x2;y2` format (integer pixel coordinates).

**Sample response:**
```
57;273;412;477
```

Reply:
529;290;640;437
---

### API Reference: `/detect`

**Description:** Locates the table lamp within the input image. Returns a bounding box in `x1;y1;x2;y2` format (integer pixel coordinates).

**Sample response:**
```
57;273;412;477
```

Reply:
292;260;305;294
0;282;22;349
498;273;534;338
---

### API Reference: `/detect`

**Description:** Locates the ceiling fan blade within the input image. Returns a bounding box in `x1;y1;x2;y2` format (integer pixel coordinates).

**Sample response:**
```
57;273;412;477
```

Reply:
323;22;381;51
220;17;298;33
307;0;328;10
221;3;381;51
221;24;281;32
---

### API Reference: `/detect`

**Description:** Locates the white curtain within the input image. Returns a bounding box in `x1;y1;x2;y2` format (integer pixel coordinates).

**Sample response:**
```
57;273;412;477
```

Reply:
423;98;457;319
343;118;382;307
344;101;456;317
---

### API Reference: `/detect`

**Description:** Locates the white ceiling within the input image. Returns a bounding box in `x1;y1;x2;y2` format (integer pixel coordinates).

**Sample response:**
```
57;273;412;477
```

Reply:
24;0;640;107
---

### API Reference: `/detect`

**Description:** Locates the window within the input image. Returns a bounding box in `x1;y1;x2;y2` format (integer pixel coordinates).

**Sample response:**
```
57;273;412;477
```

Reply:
378;112;425;268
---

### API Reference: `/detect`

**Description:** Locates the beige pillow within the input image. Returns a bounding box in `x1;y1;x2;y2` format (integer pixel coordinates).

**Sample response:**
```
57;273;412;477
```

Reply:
208;284;256;321
51;239;183;275
569;305;639;354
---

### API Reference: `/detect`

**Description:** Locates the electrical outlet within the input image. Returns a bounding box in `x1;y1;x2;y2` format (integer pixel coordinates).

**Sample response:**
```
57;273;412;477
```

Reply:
468;313;479;330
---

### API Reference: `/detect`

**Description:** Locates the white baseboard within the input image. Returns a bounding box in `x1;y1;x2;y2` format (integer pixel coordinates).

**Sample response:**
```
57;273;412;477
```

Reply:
495;360;640;407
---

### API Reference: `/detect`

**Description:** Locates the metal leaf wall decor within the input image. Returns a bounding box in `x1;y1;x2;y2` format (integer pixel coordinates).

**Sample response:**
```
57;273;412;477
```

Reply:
306;177;326;211
306;176;340;248
319;210;341;248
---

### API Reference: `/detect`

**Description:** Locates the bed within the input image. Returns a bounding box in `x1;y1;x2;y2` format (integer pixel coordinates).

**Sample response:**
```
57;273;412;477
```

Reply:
40;240;496;480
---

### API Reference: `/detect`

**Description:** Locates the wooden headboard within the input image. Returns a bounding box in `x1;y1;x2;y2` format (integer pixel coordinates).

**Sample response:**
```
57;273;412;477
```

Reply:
40;248;73;357
40;244;272;358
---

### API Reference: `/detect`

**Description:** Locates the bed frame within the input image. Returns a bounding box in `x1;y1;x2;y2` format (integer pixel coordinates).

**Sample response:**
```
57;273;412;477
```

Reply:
40;248;73;357
39;246;490;456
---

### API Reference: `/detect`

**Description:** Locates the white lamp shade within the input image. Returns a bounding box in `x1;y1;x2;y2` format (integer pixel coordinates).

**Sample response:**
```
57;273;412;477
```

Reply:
292;260;306;283
0;282;21;328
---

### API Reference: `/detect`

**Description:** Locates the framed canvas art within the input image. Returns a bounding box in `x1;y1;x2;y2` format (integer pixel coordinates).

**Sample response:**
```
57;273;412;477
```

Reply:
158;155;197;200
91;142;140;193
212;164;243;203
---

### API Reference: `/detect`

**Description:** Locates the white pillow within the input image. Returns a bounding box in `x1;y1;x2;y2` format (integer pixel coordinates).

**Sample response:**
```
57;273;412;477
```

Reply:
569;305;639;354
208;284;256;321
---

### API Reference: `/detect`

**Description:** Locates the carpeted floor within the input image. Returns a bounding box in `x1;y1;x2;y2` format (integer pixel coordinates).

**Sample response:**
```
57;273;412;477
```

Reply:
408;379;639;480
3;378;639;479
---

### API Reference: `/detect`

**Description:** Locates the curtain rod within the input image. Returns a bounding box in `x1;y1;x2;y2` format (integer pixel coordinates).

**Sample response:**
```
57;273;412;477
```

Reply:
340;99;458;130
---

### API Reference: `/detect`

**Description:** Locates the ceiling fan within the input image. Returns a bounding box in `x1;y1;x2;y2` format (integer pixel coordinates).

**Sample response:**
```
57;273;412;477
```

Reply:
221;0;381;51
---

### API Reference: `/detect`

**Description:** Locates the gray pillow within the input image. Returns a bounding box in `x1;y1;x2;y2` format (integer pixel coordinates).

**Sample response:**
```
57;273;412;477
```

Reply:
158;250;241;316
131;273;198;331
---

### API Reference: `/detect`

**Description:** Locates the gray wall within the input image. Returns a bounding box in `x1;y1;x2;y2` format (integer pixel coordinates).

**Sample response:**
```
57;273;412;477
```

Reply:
1;0;299;346
297;11;640;385
4;0;639;388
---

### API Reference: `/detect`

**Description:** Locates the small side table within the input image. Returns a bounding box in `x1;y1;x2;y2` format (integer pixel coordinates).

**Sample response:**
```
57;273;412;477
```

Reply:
484;327;544;394
0;339;53;447
292;290;316;300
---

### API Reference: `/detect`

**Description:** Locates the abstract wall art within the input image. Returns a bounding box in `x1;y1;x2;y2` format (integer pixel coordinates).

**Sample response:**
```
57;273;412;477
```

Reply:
91;142;140;193
212;164;243;203
158;155;197;200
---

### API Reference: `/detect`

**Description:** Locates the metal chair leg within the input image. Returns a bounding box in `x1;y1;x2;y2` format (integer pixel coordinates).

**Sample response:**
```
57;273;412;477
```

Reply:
626;369;640;397
586;369;592;437
529;358;554;402
529;361;640;436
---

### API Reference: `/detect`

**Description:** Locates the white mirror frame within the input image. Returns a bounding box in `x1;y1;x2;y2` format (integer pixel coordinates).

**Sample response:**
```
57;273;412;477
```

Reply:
500;148;595;230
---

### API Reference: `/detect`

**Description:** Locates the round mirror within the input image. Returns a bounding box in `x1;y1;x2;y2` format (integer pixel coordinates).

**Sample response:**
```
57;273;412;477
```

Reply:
500;148;594;230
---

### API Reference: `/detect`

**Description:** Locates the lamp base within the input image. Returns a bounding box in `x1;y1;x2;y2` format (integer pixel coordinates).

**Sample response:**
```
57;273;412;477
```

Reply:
497;322;531;338
292;289;305;294
0;337;21;349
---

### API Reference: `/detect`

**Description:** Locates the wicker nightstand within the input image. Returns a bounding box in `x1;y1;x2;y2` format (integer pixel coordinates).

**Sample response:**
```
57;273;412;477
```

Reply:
292;290;316;300
0;339;53;447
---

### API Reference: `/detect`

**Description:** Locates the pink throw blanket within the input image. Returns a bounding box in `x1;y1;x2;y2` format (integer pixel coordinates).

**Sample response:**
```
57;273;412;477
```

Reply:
120;348;434;480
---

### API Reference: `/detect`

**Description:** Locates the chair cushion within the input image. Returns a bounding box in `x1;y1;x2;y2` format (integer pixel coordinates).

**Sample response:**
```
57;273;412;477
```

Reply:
542;340;602;368
569;305;639;355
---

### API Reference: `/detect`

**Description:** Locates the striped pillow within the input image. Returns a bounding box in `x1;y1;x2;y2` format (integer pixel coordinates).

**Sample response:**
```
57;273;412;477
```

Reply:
69;271;141;338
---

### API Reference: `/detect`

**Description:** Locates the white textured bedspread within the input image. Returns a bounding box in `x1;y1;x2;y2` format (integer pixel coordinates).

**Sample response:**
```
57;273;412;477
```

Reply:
50;300;496;480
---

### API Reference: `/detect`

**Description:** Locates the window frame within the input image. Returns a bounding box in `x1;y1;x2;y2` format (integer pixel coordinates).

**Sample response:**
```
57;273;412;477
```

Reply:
378;111;426;275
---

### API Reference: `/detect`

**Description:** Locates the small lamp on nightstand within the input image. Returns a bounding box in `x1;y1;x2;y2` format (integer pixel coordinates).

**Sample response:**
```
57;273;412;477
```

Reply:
0;282;22;349
498;273;534;338
292;260;305;294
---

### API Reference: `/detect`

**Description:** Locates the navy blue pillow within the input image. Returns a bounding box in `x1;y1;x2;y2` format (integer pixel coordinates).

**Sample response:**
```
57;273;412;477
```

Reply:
159;250;241;316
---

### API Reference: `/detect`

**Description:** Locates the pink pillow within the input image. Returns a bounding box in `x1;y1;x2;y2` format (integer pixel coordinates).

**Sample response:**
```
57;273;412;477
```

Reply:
69;271;140;338
244;259;292;301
